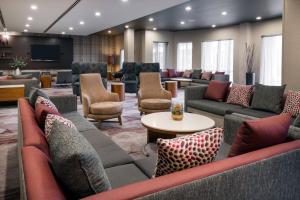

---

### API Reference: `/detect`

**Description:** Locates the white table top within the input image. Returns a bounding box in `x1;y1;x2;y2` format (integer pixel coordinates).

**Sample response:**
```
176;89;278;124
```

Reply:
141;112;215;133
170;78;192;82
0;84;25;89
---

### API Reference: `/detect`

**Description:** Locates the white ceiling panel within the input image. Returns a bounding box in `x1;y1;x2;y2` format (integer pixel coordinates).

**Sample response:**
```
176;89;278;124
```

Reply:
0;0;75;33
48;0;188;35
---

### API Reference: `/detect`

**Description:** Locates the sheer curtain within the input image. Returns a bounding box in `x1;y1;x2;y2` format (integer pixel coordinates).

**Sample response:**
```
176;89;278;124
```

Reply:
153;42;168;69
177;42;193;71
120;49;124;69
260;35;282;86
201;40;234;81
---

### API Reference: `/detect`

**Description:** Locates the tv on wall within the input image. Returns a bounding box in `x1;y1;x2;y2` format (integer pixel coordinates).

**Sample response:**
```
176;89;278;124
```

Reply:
31;45;60;61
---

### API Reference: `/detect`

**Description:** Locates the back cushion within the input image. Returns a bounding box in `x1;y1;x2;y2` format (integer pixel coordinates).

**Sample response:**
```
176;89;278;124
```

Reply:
19;98;50;156
204;80;231;102
22;146;66;200
167;69;177;78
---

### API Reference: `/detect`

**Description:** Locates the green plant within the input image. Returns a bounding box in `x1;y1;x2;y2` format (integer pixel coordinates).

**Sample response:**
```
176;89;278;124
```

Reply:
10;56;27;69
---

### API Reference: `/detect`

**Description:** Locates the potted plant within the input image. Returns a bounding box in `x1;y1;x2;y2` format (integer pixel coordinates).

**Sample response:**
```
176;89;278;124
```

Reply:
10;56;27;76
245;43;255;85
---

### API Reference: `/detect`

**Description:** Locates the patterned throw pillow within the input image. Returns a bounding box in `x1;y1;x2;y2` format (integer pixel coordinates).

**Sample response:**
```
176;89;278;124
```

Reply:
283;91;300;117
45;114;75;138
35;96;58;112
35;103;61;130
201;72;212;80
154;128;224;177
182;70;192;78
227;84;254;107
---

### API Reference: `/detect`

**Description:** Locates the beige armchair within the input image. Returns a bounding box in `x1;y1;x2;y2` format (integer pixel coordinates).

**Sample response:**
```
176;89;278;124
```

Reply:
138;72;172;114
80;73;123;125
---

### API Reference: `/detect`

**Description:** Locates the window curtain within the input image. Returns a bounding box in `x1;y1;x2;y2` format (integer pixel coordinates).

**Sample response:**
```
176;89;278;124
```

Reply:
201;40;234;81
120;49;124;69
260;35;282;86
153;42;168;69
177;42;193;71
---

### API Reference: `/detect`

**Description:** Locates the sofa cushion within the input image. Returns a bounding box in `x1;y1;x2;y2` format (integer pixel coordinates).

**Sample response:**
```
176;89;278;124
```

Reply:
192;79;210;84
105;164;149;189
62;111;98;132
282;90;300;117
45;114;111;198
204;80;231;102
22;146;66;200
90;102;123;115
214;142;231;161
226;108;276;118
187;99;242;116
134;153;158;178
293;115;300;127
35;103;61;130
228;114;291;157
28;87;49;107
182;70;192;78
191;69;202;79
167;69;177;78
201;71;212;80
154;128;223;177
80;129;134;168
226;84;254;107
251;83;286;114
215;71;225;75
140;99;171;110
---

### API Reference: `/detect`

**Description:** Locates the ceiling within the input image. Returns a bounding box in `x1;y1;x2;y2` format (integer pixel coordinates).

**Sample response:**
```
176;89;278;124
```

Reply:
102;0;283;34
0;0;188;36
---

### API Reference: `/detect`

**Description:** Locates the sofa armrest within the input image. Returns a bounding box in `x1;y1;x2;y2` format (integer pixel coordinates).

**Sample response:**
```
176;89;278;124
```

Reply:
49;95;77;113
224;113;258;145
184;85;207;111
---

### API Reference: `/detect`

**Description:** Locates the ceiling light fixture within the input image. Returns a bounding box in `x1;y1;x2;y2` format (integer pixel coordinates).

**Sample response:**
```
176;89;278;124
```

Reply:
121;0;128;2
25;24;30;27
30;5;38;10
79;21;85;25
62;32;66;35
212;24;216;28
125;25;129;29
180;21;185;25
108;30;112;34
149;18;154;22
185;6;192;11
24;29;28;32
256;16;262;20
221;11;227;16
27;16;33;21
153;27;157;31
95;12;101;16
69;27;74;30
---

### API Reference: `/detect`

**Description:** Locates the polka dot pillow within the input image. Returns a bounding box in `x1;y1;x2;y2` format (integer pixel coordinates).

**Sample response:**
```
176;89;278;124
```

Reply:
283;90;300;117
35;96;58;112
45;114;76;138
227;84;254;107
154;128;224;177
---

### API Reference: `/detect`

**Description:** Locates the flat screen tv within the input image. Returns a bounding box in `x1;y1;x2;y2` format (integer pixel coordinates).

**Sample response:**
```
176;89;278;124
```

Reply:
31;45;60;61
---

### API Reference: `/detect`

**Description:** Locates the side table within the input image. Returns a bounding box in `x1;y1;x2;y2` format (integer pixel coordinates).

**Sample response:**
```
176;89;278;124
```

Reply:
165;81;177;98
40;75;52;88
111;82;125;101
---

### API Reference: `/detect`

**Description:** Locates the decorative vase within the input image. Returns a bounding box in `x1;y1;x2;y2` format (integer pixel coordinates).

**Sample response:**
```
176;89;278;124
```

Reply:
15;67;21;76
246;72;255;85
171;103;183;121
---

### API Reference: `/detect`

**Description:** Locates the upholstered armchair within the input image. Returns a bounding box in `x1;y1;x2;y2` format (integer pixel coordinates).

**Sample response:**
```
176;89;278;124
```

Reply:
138;72;172;114
80;74;123;124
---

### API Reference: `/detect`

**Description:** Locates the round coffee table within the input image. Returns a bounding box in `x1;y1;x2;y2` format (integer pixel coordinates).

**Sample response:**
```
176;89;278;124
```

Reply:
141;112;215;143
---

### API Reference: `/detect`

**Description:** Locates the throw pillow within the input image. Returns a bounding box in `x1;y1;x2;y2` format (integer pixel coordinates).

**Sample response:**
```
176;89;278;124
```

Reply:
226;84;254;107
35;103;60;130
191;69;202;79
28;87;49;107
35;96;58;112
282;90;300;117
167;69;177;78
182;70;192;78
201;71;213;80
204;80;231;102
251;83;286;114
45;114;111;198
154;128;223;177
228;114;291;157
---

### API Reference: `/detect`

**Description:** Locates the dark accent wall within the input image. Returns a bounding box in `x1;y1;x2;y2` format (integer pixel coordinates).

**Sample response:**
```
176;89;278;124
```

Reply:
0;35;73;70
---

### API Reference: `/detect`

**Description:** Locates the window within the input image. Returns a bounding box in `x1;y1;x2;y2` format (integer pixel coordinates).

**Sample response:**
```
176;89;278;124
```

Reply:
201;40;234;81
177;42;193;71
120;49;124;69
260;35;282;86
153;42;168;69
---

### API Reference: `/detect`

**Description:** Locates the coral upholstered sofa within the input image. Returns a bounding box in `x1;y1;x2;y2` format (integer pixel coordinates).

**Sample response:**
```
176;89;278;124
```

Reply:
18;95;300;200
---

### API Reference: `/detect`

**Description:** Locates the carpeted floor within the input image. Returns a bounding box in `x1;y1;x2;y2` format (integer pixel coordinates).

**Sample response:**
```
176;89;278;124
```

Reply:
0;83;184;199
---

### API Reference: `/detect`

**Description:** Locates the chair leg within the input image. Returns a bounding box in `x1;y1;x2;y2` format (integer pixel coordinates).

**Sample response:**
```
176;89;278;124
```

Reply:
118;116;122;125
140;111;143;116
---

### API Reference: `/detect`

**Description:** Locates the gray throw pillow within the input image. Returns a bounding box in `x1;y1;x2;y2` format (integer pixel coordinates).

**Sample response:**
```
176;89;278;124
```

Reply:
45;114;111;198
251;84;286;114
28;87;49;106
192;69;202;79
293;115;300;127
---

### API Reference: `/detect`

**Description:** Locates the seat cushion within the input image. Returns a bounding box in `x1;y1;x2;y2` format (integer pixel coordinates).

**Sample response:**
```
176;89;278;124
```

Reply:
90;102;122;115
214;142;231;161
140;99;171;110
187;99;242;116
192;79;210;84
134;153;158;178
105;164;149;189
227;108;276;118
63;112;98;132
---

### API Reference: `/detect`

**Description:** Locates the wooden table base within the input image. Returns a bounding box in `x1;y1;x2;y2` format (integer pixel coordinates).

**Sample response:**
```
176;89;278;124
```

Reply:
111;82;125;101
147;129;176;143
165;81;178;98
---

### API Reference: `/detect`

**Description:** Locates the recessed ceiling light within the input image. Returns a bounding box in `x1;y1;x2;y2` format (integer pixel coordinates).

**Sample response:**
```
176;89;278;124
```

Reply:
149;18;154;22
79;21;85;25
212;24;216;28
180;21;185;25
108;30;112;34
27;17;33;21
185;6;192;11
125;25;129;29
25;24;30;27
256;16;262;20
69;27;74;30
153;27;157;31
62;32;66;35
121;0;128;2
24;29;28;32
221;11;227;16
95;12;101;16
30;5;38;10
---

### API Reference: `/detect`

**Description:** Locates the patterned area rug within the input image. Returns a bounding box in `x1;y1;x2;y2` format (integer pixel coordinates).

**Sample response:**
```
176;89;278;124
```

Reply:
0;83;184;199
